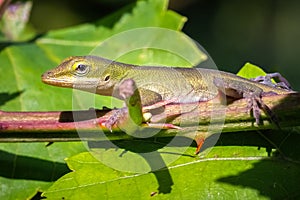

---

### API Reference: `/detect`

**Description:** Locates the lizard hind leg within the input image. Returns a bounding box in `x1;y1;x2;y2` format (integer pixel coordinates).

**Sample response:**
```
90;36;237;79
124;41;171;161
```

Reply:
213;77;278;126
251;72;292;90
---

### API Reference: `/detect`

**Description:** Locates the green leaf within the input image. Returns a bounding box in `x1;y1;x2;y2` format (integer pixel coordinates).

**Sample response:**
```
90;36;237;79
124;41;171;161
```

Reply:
0;142;86;200
237;62;267;79
43;134;300;199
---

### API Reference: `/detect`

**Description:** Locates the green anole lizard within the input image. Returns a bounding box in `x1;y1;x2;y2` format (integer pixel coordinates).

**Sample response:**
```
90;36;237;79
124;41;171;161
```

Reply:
41;56;294;151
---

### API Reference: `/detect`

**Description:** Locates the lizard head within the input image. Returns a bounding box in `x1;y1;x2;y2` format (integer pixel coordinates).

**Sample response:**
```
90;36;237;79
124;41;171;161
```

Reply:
42;55;132;96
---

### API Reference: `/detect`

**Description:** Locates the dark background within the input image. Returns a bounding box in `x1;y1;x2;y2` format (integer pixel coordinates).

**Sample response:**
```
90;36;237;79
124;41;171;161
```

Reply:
30;0;300;89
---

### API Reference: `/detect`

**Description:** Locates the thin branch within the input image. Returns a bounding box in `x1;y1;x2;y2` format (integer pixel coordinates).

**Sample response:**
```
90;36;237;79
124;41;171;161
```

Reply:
0;93;299;142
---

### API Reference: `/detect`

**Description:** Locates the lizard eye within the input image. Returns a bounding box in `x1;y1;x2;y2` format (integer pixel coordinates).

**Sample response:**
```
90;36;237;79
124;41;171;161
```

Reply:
74;63;89;76
104;75;110;82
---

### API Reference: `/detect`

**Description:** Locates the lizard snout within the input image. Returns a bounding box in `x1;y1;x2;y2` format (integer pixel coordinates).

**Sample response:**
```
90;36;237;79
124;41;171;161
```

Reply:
41;70;56;85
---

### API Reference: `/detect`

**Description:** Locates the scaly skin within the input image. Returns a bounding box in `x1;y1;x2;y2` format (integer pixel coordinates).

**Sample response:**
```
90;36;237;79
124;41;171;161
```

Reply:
42;56;293;106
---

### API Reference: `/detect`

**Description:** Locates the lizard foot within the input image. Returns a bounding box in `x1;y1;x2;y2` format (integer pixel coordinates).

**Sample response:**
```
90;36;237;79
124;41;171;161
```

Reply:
245;92;279;126
102;108;127;131
251;72;292;90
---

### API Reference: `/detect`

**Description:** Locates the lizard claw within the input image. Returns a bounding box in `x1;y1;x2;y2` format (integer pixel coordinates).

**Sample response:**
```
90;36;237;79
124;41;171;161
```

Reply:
245;94;261;125
245;93;279;126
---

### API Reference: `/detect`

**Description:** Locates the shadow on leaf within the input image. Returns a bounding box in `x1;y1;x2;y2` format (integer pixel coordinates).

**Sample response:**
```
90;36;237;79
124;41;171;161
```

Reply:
217;159;300;199
88;137;196;194
0;150;70;181
213;126;300;199
0;91;23;107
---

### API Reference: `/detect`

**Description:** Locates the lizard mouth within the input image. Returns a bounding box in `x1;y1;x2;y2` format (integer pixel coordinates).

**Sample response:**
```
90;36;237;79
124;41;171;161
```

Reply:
42;77;73;88
41;71;74;87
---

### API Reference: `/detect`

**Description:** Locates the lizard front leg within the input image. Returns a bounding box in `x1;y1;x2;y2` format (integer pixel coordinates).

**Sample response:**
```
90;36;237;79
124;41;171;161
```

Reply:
103;79;180;133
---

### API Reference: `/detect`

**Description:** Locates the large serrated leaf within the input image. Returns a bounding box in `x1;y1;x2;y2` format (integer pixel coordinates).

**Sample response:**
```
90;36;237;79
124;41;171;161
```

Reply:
43;137;300;199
